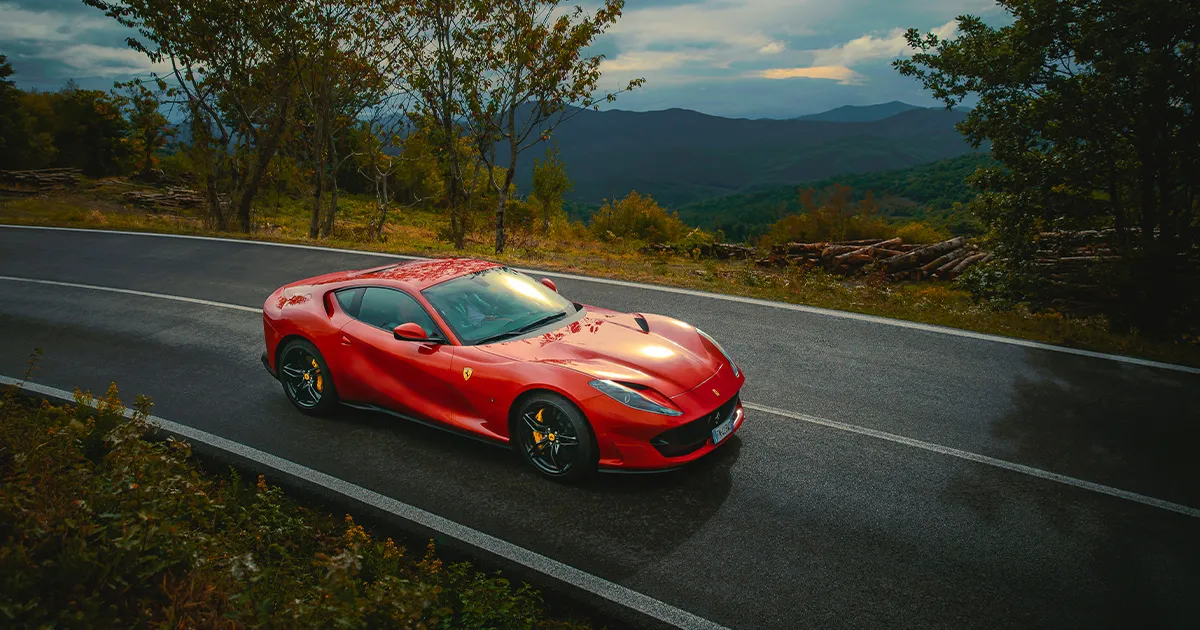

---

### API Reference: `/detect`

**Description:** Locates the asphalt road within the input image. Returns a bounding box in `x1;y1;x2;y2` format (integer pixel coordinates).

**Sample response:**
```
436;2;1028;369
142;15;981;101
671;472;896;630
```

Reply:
2;226;1198;629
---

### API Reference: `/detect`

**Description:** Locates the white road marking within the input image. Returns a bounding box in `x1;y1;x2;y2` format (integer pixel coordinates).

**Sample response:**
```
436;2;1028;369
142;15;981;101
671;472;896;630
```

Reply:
4;224;1198;375
3;272;1198;519
0;275;260;313
744;401;1200;519
0;374;730;630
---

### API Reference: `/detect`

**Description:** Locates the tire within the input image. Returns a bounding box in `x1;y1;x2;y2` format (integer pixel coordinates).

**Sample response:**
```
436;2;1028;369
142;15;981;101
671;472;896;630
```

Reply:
277;339;339;416
513;392;598;482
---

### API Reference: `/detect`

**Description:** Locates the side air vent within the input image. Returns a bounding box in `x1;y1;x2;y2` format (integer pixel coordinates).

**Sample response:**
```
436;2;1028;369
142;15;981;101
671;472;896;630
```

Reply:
633;313;649;333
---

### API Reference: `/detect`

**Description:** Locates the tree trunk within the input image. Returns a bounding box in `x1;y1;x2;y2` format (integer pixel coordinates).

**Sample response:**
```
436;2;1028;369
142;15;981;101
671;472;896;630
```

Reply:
494;162;517;255
321;137;339;238
205;173;226;231
236;96;291;233
309;166;324;239
374;169;389;242
495;109;520;254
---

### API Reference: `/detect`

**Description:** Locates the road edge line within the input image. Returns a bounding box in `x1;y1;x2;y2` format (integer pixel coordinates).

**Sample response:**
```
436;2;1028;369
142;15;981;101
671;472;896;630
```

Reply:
4;224;1197;375
0;374;731;630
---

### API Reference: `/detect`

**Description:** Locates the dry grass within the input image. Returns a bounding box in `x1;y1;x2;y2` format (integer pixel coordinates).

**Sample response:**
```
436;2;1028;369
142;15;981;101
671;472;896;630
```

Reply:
3;183;1198;367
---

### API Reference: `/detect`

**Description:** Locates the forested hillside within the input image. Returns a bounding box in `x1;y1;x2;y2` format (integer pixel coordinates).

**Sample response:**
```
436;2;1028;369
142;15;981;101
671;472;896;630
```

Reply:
670;153;996;242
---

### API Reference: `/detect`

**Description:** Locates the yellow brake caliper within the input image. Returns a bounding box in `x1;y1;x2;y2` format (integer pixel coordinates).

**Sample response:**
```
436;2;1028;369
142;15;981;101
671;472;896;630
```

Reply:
532;408;545;444
311;358;323;392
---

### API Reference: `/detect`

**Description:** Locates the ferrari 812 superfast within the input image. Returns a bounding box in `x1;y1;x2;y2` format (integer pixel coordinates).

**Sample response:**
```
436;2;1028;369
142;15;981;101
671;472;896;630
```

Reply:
261;258;745;480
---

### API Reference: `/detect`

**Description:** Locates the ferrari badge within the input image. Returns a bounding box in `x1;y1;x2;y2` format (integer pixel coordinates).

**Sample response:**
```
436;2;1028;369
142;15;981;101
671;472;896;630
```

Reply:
712;388;720;397
462;367;474;381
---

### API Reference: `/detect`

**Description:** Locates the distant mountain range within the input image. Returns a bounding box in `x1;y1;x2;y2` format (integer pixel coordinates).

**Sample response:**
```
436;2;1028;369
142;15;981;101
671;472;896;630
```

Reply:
791;101;924;122
512;104;974;208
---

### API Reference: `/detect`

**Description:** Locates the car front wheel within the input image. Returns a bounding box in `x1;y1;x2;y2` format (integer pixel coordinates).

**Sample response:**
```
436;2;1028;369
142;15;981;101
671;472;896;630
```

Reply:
514;392;597;482
278;339;339;416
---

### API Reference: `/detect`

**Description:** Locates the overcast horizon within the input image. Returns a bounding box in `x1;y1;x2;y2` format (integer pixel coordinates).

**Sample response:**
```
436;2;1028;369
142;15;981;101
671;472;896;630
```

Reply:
0;0;1001;119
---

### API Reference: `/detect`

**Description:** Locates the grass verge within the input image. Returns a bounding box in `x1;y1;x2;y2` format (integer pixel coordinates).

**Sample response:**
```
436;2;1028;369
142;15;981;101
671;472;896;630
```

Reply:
0;372;589;629
2;183;1198;368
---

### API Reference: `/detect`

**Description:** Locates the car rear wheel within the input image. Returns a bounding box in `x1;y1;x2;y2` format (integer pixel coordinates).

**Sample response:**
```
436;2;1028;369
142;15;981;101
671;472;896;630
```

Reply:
515;393;597;482
278;339;339;416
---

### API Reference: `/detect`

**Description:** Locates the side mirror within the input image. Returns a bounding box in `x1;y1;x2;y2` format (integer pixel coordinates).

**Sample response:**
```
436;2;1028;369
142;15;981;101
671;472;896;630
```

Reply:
393;322;428;341
540;277;557;293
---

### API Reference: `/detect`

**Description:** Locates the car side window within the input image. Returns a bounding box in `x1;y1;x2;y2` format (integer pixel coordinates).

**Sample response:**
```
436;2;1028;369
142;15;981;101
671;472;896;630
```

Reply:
356;287;441;338
334;288;364;317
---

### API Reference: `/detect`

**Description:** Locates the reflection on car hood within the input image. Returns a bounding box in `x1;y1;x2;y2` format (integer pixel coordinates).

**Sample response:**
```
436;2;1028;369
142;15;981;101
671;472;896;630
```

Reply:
480;309;722;397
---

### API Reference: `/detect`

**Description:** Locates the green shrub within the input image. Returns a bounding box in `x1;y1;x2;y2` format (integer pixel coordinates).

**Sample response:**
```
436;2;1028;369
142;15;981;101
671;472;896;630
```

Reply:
0;380;587;630
588;191;689;244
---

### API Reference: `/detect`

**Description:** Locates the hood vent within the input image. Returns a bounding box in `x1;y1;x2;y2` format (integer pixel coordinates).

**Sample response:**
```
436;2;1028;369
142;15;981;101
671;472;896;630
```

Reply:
633;313;650;333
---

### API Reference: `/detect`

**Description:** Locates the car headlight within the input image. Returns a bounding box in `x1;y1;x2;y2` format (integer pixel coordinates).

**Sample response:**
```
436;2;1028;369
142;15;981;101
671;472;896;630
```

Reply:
588;380;683;416
696;329;739;377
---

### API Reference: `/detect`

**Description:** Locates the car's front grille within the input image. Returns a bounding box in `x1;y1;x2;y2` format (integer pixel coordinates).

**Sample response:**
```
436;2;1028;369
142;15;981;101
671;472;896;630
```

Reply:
650;394;739;458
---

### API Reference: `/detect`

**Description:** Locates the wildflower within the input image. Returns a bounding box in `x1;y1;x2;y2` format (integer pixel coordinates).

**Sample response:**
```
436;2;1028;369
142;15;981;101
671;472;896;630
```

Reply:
230;552;259;579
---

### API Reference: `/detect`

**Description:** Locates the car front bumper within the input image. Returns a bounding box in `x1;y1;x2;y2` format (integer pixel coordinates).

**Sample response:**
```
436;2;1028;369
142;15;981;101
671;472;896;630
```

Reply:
589;364;746;471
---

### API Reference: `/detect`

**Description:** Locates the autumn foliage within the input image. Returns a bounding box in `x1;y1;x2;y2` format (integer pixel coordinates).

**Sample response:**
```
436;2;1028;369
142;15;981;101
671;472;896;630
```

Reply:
0;376;586;629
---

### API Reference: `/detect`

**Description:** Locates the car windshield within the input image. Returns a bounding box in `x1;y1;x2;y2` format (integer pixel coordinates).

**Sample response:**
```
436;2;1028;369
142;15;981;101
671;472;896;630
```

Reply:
421;267;577;345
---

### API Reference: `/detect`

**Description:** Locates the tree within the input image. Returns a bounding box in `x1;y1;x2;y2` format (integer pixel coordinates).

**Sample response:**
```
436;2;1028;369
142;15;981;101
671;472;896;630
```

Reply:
0;53;33;170
766;185;891;244
293;0;396;239
115;78;172;179
589;191;687;243
85;0;304;232
895;0;1200;334
401;0;491;250
17;85;131;176
465;0;643;254
530;144;572;234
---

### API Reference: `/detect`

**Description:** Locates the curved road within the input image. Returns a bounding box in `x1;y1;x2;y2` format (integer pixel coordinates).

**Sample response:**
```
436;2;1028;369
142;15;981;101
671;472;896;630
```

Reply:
1;226;1198;629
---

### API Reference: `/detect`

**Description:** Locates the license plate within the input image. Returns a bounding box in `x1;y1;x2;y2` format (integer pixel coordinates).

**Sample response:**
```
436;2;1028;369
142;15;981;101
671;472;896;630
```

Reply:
711;415;734;445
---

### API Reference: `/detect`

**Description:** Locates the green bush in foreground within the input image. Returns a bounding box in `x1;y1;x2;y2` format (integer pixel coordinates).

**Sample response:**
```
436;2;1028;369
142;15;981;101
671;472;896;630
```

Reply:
0;380;586;629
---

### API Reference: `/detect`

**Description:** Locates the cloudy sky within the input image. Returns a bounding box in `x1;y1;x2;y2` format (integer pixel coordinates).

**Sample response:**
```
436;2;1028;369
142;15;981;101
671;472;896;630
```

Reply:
0;0;1000;119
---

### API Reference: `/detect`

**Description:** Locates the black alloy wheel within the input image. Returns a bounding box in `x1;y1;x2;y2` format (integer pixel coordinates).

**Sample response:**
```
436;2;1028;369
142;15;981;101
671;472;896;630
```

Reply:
279;339;338;416
515;392;597;482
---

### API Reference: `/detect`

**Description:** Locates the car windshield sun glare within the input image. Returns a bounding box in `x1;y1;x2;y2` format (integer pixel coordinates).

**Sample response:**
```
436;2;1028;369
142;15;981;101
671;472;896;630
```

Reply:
422;268;576;345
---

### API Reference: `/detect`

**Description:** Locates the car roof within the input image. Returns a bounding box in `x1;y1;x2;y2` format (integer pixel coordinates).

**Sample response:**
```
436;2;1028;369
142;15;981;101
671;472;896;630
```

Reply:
355;257;503;291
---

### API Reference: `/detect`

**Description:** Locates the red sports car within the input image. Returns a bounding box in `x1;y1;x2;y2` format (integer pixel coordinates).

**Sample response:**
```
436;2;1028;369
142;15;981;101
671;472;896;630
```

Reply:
261;258;745;480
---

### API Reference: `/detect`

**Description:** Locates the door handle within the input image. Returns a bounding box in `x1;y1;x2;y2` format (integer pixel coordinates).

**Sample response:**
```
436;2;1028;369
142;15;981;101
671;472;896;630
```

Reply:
341;336;352;346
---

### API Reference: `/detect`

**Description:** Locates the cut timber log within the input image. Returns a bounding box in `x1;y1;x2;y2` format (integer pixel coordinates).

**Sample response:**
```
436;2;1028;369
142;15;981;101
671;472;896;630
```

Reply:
830;238;886;246
0;167;82;190
779;242;829;255
833;237;903;263
946;252;990;278
882;237;968;272
919;245;974;276
820;245;863;259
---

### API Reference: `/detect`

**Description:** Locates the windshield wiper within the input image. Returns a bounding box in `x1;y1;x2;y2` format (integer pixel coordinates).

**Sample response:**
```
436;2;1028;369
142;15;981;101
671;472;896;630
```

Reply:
472;311;570;346
513;310;570;334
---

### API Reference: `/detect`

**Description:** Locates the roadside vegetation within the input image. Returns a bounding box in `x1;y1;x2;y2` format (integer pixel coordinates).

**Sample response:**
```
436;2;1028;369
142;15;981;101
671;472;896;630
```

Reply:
0;364;588;629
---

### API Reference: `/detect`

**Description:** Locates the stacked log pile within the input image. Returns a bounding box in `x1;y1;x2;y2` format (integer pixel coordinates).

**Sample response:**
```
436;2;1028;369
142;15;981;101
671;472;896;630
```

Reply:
756;236;991;280
123;187;205;211
0;168;82;192
1031;230;1124;313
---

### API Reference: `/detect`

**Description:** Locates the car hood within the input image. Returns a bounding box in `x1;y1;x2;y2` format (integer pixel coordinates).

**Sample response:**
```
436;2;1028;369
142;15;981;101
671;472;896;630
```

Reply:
480;307;723;397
